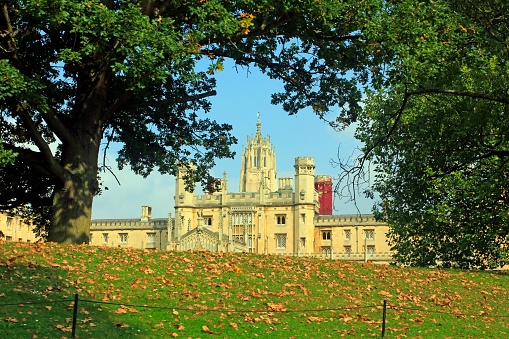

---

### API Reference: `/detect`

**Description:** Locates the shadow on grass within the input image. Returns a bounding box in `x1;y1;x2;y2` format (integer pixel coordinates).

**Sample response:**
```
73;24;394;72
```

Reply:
0;260;142;338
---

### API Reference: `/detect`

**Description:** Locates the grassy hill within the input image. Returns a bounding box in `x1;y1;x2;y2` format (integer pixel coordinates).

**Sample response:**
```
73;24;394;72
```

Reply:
1;241;508;338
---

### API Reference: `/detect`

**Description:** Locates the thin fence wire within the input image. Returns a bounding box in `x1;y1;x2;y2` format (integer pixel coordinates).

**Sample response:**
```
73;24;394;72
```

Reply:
80;298;378;313
388;305;509;318
1;295;508;338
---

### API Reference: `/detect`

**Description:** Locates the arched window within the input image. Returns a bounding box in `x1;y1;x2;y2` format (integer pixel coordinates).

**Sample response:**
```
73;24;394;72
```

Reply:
321;247;331;255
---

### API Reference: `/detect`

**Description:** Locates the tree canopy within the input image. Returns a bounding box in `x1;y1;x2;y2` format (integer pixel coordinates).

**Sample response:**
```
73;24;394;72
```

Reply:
351;0;509;268
1;0;382;243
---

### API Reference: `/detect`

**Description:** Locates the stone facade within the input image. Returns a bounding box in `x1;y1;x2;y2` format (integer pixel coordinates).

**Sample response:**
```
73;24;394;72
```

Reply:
91;117;393;261
0;211;42;243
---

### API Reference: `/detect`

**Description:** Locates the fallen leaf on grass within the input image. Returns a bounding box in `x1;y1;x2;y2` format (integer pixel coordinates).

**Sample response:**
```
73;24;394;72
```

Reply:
55;324;72;332
378;290;393;298
202;325;214;334
113;322;129;328
267;302;286;312
5;317;18;322
411;317;424;323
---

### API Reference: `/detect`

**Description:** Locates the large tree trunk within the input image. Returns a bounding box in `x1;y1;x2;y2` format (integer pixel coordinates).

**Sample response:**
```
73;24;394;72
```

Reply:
46;56;110;244
47;141;100;244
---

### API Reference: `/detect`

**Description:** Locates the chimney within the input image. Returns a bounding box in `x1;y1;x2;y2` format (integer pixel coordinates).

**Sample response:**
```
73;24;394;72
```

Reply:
141;205;152;221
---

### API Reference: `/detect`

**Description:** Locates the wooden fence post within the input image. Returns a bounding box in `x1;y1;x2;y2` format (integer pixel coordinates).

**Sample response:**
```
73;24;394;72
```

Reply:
381;299;387;337
72;293;79;338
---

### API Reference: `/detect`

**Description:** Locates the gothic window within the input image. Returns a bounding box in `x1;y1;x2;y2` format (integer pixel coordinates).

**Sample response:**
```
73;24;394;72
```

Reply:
321;247;331;255
365;230;374;240
276;215;286;225
344;246;351;254
119;233;128;243
322;230;331;240
147;233;156;243
367;246;375;254
203;217;212;226
345;230;351;240
6;217;12;231
103;233;108;243
276;234;286;248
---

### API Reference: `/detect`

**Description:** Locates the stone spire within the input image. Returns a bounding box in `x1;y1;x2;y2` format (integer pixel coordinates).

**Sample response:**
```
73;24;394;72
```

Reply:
239;112;278;192
255;112;262;139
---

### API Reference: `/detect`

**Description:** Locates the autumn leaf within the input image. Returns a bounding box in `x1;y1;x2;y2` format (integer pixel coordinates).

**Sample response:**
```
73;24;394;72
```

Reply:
202;325;214;334
378;290;393;298
267;302;286;312
113;322;129;328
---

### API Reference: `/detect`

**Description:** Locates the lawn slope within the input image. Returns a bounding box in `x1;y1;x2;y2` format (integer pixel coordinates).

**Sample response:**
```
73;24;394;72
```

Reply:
1;241;508;338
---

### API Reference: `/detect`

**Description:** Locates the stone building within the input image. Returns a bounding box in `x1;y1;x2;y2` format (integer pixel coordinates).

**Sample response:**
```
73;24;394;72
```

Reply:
0;210;43;243
91;117;393;261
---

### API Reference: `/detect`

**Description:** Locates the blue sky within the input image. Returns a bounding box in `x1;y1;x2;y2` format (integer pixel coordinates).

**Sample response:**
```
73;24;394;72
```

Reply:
91;62;376;219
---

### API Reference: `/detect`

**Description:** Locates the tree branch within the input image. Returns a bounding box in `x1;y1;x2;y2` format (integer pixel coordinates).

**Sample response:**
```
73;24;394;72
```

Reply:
39;106;76;146
1;144;55;178
13;108;65;181
407;88;509;105
0;3;22;69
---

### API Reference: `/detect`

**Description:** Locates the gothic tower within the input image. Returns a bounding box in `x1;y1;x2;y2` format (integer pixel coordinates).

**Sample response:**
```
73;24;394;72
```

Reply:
239;115;277;192
294;156;317;254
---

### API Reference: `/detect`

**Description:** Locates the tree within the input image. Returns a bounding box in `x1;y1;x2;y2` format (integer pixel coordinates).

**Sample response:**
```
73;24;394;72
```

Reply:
349;0;509;268
1;0;379;243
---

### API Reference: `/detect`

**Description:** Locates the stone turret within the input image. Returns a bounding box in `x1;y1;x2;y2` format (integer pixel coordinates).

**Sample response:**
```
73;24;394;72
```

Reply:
294;157;316;204
293;157;316;255
175;163;195;207
239;114;277;192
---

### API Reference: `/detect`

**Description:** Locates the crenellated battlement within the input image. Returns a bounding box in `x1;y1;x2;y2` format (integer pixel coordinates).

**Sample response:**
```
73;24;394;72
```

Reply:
315;214;383;225
295;156;315;165
315;175;331;182
91;218;168;230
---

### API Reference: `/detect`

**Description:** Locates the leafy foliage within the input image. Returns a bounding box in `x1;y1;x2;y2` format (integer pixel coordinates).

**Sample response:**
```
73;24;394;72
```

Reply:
351;0;509;268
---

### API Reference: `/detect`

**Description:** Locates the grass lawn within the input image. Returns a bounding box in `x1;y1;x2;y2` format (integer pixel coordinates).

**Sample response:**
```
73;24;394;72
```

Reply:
0;241;508;338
